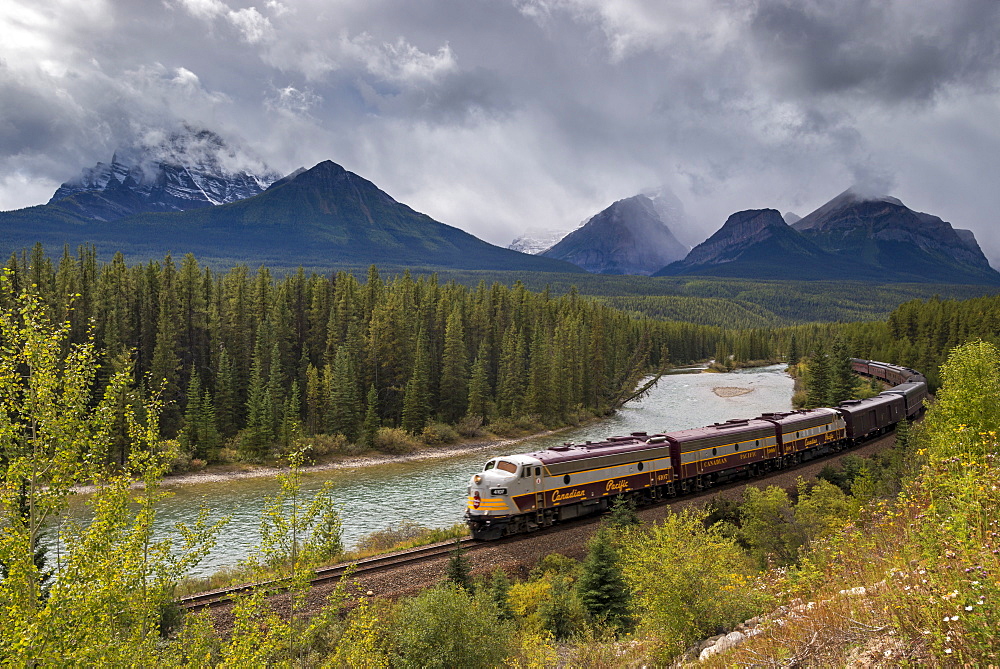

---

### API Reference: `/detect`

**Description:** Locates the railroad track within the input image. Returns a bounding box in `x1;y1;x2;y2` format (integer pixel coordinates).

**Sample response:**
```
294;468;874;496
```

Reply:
177;537;479;611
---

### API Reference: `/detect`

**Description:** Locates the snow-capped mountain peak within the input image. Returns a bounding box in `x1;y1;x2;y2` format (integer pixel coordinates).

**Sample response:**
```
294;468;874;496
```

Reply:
49;126;282;221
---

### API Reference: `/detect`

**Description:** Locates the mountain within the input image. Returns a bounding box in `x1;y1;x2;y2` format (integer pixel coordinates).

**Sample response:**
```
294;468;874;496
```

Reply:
508;227;579;255
540;194;688;275
655;208;880;280
642;186;703;248
46;127;280;221
0;160;582;273
791;190;999;284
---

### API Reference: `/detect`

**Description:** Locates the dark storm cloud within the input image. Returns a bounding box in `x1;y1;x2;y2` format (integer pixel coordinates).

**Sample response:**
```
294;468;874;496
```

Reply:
749;0;1000;103
2;0;1000;263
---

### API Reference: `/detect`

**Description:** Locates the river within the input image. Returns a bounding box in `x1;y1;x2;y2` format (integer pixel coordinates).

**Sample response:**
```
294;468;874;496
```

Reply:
68;364;794;578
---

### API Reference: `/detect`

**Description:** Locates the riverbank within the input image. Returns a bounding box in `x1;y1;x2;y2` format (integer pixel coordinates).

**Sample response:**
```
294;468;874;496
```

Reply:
155;427;572;490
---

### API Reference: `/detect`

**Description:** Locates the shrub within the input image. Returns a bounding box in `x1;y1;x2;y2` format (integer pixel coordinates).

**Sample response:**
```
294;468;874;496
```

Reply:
621;508;773;661
372;427;420;454
354;522;468;556
487;418;518;437
392;584;513;669
456;415;485;438
292;434;350;458
420;422;459;445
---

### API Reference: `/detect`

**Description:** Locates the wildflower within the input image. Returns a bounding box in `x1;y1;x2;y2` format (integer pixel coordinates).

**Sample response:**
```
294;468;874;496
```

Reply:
945;649;953;654
965;605;973;611
951;615;959;621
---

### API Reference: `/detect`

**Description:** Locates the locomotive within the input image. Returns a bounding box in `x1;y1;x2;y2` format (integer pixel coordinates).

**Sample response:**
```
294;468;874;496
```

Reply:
465;358;927;540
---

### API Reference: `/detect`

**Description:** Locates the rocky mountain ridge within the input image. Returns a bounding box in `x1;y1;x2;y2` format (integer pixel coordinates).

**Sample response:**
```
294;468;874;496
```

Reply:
47;128;280;221
658;191;999;284
541;194;689;275
0;160;581;273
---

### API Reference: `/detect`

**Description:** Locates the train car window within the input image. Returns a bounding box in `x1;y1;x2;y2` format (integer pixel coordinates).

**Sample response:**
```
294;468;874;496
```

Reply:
755;440;760;447
712;447;717;456
735;444;740;451
637;462;644;471
535;467;541;477
496;460;517;474
483;460;496;471
522;468;529;478
563;475;571;484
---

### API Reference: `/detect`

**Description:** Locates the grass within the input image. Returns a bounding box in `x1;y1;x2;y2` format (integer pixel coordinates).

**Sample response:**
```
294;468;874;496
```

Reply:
174;522;470;599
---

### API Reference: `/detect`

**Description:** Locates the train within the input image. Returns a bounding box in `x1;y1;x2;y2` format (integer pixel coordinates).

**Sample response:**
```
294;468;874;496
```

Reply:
465;358;927;540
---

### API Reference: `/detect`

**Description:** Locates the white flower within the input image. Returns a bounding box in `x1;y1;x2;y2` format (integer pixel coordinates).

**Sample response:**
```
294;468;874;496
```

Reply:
945;648;953;654
951;615;959;621
965;605;973;611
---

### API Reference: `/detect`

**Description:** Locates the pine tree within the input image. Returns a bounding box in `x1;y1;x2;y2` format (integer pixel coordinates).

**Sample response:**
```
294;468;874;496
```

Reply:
243;340;273;460
179;371;203;458
526;324;552;419
787;333;799;367
577;527;631;632
327;345;361;440
444;540;472;592
214;347;240;438
197;387;221;460
487;569;513;621
362;384;379;447
495;325;523;418
150;256;182;436
438;307;468;423
280;381;303;450
465;344;491;423
805;343;831;409
828;338;859;405
304;363;324;435
401;330;431;433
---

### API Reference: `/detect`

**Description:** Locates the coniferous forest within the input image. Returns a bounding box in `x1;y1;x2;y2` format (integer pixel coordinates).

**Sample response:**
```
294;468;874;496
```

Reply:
4;245;725;466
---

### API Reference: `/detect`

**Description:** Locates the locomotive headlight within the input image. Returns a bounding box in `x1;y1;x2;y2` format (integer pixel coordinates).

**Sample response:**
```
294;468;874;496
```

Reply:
474;474;482;484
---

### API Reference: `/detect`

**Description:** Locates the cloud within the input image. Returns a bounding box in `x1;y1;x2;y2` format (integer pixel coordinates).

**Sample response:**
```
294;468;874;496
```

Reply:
227;7;274;44
1;0;1000;262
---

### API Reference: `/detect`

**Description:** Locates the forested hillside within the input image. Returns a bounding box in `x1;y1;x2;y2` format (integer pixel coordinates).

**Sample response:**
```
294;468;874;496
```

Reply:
2;246;722;466
433;271;998;325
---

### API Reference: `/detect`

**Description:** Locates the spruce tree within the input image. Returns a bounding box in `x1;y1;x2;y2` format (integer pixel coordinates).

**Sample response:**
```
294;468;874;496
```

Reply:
828;338;859;405
577;527;631;632
304;363;324;435
805;343;831;409
787;333;799;367
487;569;513;621
465;344;491;424
526;324;552;419
179;370;202;458
444;540;472;592
197;387;221;460
401;330;431;433
280;380;303;450
362;384;379;447
327;345;361;440
214;347;239;438
438;307;468;423
244;341;273;460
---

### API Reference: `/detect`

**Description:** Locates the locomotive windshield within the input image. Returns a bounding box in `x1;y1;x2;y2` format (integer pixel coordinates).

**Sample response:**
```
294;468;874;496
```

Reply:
483;460;496;471
496;460;518;474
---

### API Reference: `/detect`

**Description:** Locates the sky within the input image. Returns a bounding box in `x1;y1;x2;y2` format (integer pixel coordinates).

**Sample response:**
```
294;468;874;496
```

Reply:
2;0;1000;262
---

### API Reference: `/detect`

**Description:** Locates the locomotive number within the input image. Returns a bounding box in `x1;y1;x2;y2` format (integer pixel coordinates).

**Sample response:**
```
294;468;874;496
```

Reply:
490;488;508;495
